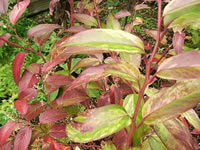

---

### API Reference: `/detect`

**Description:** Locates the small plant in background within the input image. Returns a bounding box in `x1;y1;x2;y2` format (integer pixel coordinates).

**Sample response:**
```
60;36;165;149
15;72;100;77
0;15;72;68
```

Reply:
0;0;200;149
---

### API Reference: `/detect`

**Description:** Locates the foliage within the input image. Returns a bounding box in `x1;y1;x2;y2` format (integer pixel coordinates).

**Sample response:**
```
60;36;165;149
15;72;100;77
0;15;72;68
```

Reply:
0;0;200;149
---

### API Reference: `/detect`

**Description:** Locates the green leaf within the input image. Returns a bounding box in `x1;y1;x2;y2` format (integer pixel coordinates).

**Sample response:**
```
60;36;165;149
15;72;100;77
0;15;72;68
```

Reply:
154;118;198;150
119;52;141;68
106;14;121;30
62;29;144;54
156;51;200;80
67;104;131;143
182;109;200;131
101;141;117;150
123;94;144;146
142;80;200;124
148;134;167;150
163;0;200;28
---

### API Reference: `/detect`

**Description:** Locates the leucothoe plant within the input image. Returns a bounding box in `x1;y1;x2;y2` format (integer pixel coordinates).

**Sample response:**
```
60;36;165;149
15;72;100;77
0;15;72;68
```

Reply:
0;0;200;149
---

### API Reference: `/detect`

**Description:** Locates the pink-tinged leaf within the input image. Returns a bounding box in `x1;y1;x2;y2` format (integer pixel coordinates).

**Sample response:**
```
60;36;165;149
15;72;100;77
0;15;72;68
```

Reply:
182;109;200;131
144;28;167;45
135;4;150;10
18;70;39;95
42;53;71;72
1;142;11;150
65;26;88;33
114;11;131;19
27;24;61;46
113;129;127;150
0;121;16;146
73;14;98;26
49;0;60;15
14;99;28;116
0;0;8;16
46;84;60;94
25;101;45;121
97;91;112;107
142;80;200;125
49;141;62;150
67;105;131;143
26;63;41;74
13;126;32;150
157;51;200;80
124;24;133;33
71;57;100;72
120;53;141;68
66;65;109;90
18;88;38;102
0;33;11;48
173;31;185;54
46;74;73;86
39;109;67;124
106;14;121;30
154;118;199;150
9;0;30;25
49;124;67;138
56;88;89;107
12;52;26;85
192;128;200;134
132;17;143;26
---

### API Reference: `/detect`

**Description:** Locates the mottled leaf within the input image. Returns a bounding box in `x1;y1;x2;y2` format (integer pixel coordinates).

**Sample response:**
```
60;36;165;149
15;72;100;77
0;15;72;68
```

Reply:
173;32;185;54
163;0;200;28
13;126;32;150
182;109;200;131
9;0;30;25
71;57;99;72
39;109;67;124
49;124;67;138
148;134;167;150
61;29;144;54
12;52;26;85
25;101;45;121
0;0;8;15
106;14;121;30
144;28;167;45
26;63;41;74
73;14;98;26
114;11;131;19
157;51;200;80
28;24;60;46
67;105;131;143
65;26;87;33
120;53;141;68
142;80;200;124
154;118;198;150
0;33;11;48
0;121;16;146
112;129;127;150
14;99;28;116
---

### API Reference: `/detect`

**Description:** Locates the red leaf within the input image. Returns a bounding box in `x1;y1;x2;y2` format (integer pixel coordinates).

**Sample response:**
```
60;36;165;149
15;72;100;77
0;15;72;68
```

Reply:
1;141;11;150
65;26;87;33
9;0;30;25
25;101;45;121
46;74;73;86
0;0;8;16
42;54;71;72
12;52;26;85
39;109;67;124
0;121;16;146
173;31;185;54
27;24;61;46
56;88;89;107
144;41;153;50
49;124;67;138
26;63;41;74
13;126;32;150
97;91;111;107
14;99;28;116
114;11;131;19
49;0;60;15
124;24;133;33
18;88;38;102
18;70;39;96
45;84;60;94
49;141;62;150
113;129;128;150
0;33;11;48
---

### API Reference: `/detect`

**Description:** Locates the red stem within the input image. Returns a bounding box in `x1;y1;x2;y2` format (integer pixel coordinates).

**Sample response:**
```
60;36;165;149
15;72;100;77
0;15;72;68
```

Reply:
93;0;101;28
0;36;46;63
68;0;74;26
127;0;163;147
